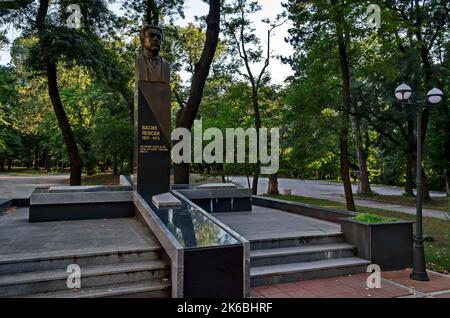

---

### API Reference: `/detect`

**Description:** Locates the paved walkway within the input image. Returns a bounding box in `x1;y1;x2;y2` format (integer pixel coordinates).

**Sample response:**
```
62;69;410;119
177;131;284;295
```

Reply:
0;175;68;199
252;269;450;298
214;206;340;241
0;208;157;259
230;176;449;220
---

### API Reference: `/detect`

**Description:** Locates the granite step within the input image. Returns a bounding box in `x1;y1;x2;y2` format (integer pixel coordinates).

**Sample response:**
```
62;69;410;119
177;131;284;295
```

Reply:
21;279;171;298
0;246;163;275
250;232;344;250
250;243;356;267
0;260;169;297
250;257;370;287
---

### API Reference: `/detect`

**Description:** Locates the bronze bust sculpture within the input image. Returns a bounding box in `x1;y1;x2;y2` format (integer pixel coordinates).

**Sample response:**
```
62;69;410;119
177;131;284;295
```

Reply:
136;25;170;83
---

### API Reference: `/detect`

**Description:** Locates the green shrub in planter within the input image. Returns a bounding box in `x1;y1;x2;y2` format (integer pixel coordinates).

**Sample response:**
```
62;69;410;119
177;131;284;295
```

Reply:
353;213;399;223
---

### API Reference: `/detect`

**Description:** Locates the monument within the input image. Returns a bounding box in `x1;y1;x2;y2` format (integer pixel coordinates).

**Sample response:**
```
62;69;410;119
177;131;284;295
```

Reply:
134;25;171;204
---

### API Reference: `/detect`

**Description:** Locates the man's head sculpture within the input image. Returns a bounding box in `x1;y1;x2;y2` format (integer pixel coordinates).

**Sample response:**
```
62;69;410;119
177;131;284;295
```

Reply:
139;25;163;58
136;25;169;83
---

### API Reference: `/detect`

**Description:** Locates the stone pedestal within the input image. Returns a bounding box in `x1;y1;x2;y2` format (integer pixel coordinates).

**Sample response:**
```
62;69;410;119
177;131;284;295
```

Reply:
134;81;171;204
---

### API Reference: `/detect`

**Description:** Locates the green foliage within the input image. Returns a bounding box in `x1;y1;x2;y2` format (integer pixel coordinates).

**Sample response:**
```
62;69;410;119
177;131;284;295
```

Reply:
353;213;400;223
91;108;133;174
1;0;449;195
281;0;449;190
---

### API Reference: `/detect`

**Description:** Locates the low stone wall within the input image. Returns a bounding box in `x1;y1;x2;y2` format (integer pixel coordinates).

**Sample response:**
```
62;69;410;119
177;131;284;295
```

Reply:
340;218;414;270
177;188;253;213
0;199;30;213
29;189;134;222
252;195;356;223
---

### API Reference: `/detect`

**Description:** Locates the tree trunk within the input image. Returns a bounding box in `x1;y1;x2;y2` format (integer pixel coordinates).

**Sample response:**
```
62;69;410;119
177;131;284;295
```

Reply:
267;173;279;195
46;62;83;185
444;110;450;197
146;0;159;25
351;106;371;194
37;0;82;185
113;156;118;175
404;118;416;196
421;170;431;202
218;163;226;183
332;0;356;211
0;159;4;171
413;0;433;202
251;88;261;195
7;159;12;171
252;171;259;195
405;152;415;196
174;162;190;184
43;148;51;172
445;170;450;197
173;0;220;184
34;139;39;170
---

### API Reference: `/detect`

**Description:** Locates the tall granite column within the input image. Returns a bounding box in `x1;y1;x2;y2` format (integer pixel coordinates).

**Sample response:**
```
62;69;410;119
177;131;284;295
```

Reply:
134;25;171;204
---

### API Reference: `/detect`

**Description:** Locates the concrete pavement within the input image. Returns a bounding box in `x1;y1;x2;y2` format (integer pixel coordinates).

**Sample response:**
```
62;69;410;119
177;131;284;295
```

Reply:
0;174;68;199
214;206;340;241
0;207;157;258
229;176;449;220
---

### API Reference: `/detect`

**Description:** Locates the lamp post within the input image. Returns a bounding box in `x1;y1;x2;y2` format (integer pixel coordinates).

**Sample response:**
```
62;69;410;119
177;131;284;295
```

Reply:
395;84;444;281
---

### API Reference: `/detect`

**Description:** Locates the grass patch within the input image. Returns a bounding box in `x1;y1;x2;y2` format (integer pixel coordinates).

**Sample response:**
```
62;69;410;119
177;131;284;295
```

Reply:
356;193;449;212
81;173;119;185
268;194;450;274
190;173;223;185
0;168;65;175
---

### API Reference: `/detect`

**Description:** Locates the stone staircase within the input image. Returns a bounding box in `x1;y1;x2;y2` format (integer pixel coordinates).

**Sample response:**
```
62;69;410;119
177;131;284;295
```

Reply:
250;232;370;287
0;246;171;298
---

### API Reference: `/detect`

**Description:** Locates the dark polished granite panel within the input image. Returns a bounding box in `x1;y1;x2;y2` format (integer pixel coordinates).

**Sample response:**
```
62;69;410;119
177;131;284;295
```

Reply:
212;198;232;213
153;200;240;248
29;202;135;222
232;197;252;212
191;199;211;213
184;245;244;298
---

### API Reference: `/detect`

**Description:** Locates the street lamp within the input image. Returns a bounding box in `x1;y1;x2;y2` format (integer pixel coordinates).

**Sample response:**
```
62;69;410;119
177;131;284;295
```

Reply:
395;84;444;281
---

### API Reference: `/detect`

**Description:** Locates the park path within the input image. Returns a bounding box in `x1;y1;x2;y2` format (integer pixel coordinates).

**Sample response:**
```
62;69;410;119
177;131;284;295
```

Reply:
229;176;449;220
0;173;448;220
0;174;68;199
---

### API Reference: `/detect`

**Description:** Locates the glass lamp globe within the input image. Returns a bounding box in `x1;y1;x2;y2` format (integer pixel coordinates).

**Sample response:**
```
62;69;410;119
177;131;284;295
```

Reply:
395;83;412;101
426;88;444;104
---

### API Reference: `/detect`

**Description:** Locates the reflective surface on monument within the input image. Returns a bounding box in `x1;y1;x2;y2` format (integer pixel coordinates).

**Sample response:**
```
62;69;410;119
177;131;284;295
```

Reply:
154;199;240;248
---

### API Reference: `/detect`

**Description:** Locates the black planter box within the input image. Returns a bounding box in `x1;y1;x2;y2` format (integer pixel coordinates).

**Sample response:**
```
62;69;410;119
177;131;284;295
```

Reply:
340;218;414;270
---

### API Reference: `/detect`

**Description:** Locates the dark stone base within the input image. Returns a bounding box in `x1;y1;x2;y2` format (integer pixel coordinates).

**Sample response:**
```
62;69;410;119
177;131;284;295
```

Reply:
0;198;30;213
0;199;11;213
231;197;252;212
12;198;30;207
184;245;244;298
189;197;252;213
29;202;135;222
340;218;414;270
191;199;211;213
